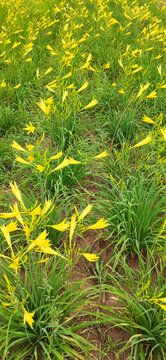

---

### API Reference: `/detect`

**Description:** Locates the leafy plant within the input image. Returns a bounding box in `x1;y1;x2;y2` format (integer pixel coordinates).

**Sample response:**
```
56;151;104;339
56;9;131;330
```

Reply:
101;257;166;360
97;173;166;253
0;256;100;359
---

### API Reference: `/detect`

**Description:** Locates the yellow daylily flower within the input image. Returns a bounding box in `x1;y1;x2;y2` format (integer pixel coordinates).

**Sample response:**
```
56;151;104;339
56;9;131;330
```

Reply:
157;298;166;303
68;157;81;165
49;219;70;231
26;144;35;152
45;97;54;104
38;247;66;259
0;79;6;87
23;225;31;239
157;65;162;76
77;81;88;93
78;205;93;221
132;66;142;74
142;115;155;124
132;135;152;148
93;150;108;159
37;99;50;115
43;67;53;77
103;63;110;70
11;41;21;49
52;158;70;172
146;90;157;99
6;221;18;233
10;181;23;204
13;84;21;89
30;205;41;216
25;58;32;62
136;83;150;98
118;88;125;94
11;203;24;226
118;58;124;70
86;218;109;230
16;157;31;165
23;121;36;134
67;84;74;89
61;71;72;79
161;128;166;141
82;99;98;110
23;307;35;329
9;256;24;274
36;165;45;172
11;141;27;153
27;231;50;252
81;253;99;262
69;214;76;247
49;151;63;161
41;199;53;216
158;304;166;312
0;225;12;252
62;90;68;103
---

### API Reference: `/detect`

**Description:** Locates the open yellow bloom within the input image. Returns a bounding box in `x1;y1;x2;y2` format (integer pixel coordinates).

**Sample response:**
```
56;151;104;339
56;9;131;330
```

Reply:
23;121;36;134
23;307;35;329
27;231;51;252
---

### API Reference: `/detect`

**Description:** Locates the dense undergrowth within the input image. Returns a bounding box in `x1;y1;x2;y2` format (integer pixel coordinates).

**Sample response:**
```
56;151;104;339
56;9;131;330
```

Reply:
0;0;166;358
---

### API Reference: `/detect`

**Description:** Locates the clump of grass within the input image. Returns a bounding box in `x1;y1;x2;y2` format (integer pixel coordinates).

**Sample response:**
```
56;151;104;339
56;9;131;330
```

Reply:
0;256;100;359
101;257;166;360
97;174;166;253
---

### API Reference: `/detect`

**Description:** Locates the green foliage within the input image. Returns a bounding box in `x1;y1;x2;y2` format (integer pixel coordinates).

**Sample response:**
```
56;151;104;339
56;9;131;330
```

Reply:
0;0;166;357
97;174;166;253
101;257;166;360
0;256;99;359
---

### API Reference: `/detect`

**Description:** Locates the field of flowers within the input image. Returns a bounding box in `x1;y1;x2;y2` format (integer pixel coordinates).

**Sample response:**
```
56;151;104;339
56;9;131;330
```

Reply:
0;0;166;358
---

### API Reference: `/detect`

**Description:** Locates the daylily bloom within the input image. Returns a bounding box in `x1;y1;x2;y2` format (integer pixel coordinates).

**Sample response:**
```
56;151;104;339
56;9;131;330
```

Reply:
23;307;35;329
